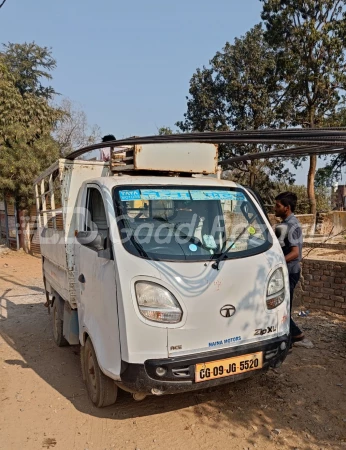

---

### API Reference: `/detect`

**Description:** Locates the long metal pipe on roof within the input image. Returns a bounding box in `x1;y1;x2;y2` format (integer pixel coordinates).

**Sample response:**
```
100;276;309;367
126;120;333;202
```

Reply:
66;128;346;162
220;145;346;165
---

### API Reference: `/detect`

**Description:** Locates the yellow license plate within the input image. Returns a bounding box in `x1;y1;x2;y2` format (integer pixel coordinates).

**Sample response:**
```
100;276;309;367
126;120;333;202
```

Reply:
195;352;263;383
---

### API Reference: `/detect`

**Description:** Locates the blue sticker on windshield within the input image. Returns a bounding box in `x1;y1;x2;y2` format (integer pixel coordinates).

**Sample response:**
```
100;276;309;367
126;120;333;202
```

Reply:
119;190;141;201
189;244;198;252
190;190;246;201
141;189;191;200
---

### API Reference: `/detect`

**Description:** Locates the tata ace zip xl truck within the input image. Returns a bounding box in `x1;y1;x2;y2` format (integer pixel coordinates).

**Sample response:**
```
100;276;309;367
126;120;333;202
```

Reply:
34;141;290;407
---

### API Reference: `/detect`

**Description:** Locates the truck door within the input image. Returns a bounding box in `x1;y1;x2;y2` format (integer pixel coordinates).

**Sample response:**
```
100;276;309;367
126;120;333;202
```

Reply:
74;185;121;379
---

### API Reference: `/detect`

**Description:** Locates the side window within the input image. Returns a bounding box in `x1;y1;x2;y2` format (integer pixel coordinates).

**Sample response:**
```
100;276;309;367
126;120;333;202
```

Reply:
220;197;267;252
243;186;270;221
76;187;112;259
85;188;108;239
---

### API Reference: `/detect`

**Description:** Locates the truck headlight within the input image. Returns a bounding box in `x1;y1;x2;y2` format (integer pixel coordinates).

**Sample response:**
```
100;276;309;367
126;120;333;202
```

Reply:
135;281;183;323
266;268;285;310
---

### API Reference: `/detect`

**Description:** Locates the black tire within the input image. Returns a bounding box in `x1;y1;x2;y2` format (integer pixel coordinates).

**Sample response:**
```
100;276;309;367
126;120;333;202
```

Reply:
52;300;69;347
81;337;118;407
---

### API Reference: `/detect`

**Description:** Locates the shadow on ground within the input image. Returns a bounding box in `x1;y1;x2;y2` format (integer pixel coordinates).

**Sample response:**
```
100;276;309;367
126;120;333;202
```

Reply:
1;288;346;450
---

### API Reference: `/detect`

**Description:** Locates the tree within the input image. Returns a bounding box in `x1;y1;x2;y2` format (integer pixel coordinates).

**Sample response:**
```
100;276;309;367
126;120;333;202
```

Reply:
157;126;173;135
54;98;101;156
176;25;294;195
331;151;346;175
322;107;346;175
272;183;331;213
0;44;62;208
315;165;336;188
1;42;57;99
261;0;346;215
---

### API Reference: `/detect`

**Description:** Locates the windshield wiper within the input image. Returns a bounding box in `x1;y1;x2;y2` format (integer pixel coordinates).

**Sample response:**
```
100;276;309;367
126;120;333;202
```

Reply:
130;234;150;258
211;213;259;270
120;209;150;259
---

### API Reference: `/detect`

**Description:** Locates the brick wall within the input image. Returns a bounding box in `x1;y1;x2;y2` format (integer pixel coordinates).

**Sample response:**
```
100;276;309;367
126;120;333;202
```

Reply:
295;214;316;236
269;212;346;237
295;259;346;315
319;211;346;236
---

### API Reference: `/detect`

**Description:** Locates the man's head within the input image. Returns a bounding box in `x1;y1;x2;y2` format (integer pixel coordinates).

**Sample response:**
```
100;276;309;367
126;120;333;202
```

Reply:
275;191;297;219
102;134;116;143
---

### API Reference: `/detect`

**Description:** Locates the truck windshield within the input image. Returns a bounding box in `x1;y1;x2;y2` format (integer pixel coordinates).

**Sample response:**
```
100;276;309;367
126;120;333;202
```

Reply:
113;186;271;262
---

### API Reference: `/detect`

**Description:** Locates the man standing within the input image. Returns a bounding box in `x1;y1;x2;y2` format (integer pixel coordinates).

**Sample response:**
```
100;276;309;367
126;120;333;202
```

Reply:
274;192;305;344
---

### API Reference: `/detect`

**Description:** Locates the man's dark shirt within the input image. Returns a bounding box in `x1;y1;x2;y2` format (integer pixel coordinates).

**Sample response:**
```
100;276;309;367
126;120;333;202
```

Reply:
275;213;303;274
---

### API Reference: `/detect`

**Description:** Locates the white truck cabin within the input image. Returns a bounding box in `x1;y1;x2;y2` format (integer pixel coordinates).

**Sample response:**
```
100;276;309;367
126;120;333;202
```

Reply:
34;142;290;407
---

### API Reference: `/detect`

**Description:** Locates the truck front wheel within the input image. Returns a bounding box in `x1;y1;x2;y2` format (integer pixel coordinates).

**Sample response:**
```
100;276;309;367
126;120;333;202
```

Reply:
81;337;118;407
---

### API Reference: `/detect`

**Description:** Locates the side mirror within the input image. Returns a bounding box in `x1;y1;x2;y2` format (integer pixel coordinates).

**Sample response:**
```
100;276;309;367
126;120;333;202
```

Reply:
76;231;105;250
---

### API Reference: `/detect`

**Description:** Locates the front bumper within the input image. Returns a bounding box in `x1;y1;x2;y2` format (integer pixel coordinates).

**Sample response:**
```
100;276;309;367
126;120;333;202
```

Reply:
117;335;290;395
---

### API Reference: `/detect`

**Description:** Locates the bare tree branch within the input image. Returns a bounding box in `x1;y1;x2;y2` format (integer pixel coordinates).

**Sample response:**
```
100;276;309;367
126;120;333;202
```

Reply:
303;226;346;260
0;0;8;9
54;98;102;156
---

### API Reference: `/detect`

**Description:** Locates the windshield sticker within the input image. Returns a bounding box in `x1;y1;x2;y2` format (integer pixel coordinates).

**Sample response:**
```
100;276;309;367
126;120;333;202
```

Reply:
248;226;256;235
119;189;141;201
203;234;217;249
190;190;247;201
189;243;198;252
140;189;191;200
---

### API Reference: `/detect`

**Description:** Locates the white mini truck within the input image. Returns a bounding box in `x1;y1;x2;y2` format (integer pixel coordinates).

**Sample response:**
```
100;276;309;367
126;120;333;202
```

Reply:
34;141;290;407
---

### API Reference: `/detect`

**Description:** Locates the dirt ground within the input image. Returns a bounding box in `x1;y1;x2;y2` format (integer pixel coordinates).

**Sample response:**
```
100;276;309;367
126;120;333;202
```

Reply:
1;251;346;450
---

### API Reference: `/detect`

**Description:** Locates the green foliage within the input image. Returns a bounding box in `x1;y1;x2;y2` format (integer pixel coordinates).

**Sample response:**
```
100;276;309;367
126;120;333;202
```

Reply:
0;44;62;208
315;165;335;188
0;62;61;142
158;126;173;135
323;107;346;174
177;25;295;191
271;184;331;214
2;42;57;99
261;0;346;213
332;151;346;174
0;136;59;208
261;0;346;125
177;25;286;133
223;161;294;206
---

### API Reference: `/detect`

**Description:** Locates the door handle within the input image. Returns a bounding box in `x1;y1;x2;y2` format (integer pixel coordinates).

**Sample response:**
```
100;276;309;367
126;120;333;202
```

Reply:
78;274;86;283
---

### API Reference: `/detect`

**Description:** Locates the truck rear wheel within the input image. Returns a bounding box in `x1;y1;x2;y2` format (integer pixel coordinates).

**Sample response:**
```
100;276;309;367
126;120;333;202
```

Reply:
52;300;68;347
81;337;118;407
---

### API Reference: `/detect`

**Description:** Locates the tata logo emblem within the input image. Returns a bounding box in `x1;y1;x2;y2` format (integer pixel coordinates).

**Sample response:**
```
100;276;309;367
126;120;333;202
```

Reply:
220;305;236;318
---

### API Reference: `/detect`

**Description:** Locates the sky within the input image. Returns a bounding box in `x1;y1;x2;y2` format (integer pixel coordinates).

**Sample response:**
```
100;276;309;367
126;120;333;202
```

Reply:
1;0;345;185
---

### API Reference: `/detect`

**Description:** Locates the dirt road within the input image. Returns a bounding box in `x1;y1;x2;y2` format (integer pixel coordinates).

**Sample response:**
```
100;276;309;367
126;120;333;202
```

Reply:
1;251;346;450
